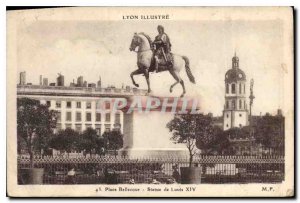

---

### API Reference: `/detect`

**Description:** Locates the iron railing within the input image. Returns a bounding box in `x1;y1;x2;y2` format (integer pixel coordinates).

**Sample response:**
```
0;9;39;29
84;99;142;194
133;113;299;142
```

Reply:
17;155;284;185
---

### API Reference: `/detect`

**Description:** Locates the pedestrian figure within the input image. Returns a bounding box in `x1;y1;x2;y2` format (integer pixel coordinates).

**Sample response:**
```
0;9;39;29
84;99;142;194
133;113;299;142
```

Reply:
172;164;180;183
66;168;76;184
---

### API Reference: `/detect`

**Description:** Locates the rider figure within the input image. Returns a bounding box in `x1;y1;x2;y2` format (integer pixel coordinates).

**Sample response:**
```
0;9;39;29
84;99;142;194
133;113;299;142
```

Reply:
152;25;172;72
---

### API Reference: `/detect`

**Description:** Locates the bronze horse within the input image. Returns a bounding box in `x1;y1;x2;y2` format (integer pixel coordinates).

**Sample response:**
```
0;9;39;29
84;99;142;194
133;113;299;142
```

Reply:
129;33;195;97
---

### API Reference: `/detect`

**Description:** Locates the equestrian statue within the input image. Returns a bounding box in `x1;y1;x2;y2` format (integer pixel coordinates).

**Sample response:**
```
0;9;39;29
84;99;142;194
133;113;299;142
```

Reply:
129;25;196;98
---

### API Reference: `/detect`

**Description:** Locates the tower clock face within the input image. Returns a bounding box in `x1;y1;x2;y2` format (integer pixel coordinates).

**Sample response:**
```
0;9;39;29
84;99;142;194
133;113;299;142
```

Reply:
238;73;243;78
226;74;229;79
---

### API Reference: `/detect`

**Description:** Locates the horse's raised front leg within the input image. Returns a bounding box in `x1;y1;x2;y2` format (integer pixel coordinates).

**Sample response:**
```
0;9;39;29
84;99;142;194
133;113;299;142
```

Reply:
170;81;179;93
144;69;151;94
130;69;142;87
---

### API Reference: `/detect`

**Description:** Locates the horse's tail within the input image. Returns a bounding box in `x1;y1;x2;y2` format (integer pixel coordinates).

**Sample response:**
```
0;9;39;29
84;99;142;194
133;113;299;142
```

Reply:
182;56;195;84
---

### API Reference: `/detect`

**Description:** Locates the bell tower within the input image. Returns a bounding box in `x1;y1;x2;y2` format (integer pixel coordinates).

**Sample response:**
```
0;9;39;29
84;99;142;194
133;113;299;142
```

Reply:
223;53;249;130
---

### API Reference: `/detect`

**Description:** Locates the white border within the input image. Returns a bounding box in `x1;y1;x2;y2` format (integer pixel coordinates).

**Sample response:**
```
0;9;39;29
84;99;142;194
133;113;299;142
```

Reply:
2;0;298;202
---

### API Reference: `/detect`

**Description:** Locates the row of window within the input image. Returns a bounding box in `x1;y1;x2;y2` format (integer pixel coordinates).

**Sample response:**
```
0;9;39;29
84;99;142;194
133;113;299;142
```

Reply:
225;99;246;110
226;83;245;94
56;123;113;135
56;111;121;123
46;100;111;109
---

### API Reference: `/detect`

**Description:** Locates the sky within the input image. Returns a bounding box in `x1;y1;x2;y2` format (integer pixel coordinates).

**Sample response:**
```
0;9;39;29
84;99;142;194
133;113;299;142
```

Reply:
17;19;285;116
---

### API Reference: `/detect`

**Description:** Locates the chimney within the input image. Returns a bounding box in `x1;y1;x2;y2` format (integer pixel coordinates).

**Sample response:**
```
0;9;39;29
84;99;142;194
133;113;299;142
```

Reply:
69;79;74;87
43;78;48;86
277;109;283;116
77;76;83;87
97;76;102;88
39;75;43;85
57;73;65;86
19;71;26;85
83;81;87;87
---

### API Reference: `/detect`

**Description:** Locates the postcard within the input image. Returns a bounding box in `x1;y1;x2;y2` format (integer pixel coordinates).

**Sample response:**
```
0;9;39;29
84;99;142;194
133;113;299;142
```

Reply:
7;7;294;197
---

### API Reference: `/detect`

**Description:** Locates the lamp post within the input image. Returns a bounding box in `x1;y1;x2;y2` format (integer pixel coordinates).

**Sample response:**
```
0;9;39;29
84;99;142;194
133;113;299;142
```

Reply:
249;79;255;155
249;79;255;120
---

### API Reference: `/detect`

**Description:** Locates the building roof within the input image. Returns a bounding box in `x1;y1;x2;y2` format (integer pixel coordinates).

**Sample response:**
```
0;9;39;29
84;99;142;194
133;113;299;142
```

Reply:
17;84;147;98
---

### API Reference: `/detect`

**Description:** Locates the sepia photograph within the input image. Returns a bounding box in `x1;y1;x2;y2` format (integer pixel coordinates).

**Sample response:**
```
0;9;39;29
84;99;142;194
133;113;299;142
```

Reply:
6;6;294;197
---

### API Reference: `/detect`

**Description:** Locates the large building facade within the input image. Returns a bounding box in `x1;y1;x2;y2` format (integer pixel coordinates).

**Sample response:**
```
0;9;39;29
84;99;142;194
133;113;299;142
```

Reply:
17;83;147;136
223;53;249;130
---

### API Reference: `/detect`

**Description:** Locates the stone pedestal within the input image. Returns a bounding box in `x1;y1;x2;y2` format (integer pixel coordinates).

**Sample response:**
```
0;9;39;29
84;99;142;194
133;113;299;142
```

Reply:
119;105;189;159
119;97;200;158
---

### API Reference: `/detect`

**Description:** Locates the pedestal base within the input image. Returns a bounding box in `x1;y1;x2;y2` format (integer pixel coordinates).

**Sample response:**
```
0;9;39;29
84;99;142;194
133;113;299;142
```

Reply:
118;147;189;159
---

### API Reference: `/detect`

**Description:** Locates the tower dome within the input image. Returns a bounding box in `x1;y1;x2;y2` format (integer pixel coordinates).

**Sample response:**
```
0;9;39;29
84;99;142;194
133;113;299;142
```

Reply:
225;68;246;83
225;53;246;83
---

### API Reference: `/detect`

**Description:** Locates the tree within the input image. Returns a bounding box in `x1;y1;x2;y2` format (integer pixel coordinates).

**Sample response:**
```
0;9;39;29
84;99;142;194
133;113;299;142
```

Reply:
17;135;27;154
222;126;252;155
17;98;57;167
103;129;123;157
49;128;79;156
49;134;64;152
167;114;227;167
254;114;284;155
80;128;98;156
167;114;197;167
95;137;107;157
197;126;231;155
